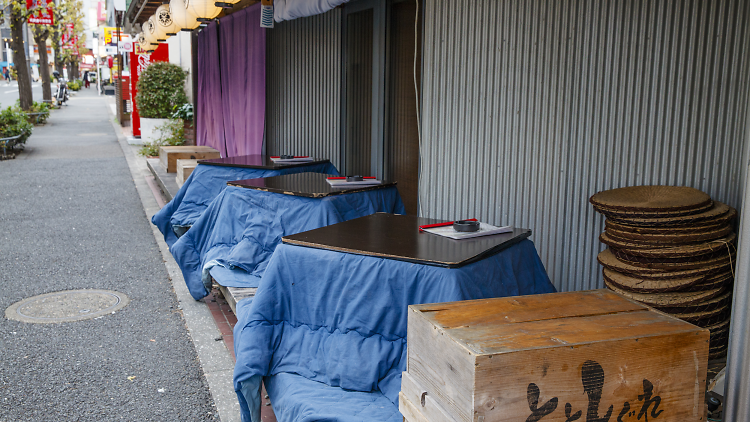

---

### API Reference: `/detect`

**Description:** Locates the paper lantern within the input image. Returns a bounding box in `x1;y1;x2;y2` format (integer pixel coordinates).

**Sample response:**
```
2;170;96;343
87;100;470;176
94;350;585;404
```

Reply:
170;0;201;31
135;32;147;49
148;15;167;42
142;19;160;46
185;0;221;22
155;4;179;37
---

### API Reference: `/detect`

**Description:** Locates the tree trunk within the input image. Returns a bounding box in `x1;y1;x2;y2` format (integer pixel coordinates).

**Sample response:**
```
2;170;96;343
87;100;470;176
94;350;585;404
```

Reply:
51;30;63;76
32;30;51;102
10;12;33;110
71;61;78;80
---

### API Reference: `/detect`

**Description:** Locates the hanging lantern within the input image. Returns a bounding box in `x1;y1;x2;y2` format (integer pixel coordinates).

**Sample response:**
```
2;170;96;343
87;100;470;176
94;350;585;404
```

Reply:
170;0;201;31
148;15;167;42
135;32;147;49
155;4;179;37
142;18;160;47
184;0;222;22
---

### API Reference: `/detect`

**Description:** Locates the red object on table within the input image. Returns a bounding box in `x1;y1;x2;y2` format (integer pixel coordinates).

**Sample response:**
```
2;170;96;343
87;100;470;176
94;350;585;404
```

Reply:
418;218;478;232
326;177;377;180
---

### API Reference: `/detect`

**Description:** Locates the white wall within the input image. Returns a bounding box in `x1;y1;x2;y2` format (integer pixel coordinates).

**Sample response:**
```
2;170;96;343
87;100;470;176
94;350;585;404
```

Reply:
167;32;193;101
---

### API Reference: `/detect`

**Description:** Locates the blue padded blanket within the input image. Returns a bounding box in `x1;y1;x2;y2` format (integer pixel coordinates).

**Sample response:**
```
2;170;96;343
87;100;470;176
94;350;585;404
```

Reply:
152;162;339;247
170;186;405;300
233;241;556;422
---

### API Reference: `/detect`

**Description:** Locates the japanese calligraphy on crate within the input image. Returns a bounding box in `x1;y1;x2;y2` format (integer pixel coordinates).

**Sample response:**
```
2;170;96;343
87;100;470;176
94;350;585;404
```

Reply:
402;290;709;422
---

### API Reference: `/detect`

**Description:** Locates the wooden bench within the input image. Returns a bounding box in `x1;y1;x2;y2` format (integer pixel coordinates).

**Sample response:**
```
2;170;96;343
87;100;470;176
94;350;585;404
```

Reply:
212;278;256;315
159;146;220;173
175;159;198;188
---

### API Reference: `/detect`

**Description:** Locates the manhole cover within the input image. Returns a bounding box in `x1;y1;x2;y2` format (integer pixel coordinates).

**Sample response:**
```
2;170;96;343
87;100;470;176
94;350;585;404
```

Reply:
5;290;129;323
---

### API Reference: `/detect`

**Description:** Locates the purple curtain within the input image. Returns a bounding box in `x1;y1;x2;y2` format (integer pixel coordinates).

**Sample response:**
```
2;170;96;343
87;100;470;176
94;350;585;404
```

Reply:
196;21;227;156
196;5;266;157
219;4;266;157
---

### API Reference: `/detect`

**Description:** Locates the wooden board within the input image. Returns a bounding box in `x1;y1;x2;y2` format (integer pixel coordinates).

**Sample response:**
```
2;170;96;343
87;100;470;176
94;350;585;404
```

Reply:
227;172;396;198
405;289;709;422
282;213;531;268
175;159;198;189
198;154;330;170
216;283;257;315
159;146;221;173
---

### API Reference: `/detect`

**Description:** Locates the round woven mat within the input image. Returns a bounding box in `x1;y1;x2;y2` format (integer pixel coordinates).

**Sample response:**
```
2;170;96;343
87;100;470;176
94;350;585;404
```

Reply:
651;289;732;314
709;324;730;350
604;225;731;244
605;281;724;307
600;232;706;250
706;317;730;334
597;249;733;277
602;268;732;293
606;219;728;235
606;202;734;227
670;306;729;327
593;200;713;218
605;232;735;258
613;248;735;269
710;345;728;360
590;186;711;212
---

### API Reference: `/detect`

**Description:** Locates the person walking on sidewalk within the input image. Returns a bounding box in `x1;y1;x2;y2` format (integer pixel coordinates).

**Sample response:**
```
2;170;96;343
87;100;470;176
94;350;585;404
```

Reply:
4;68;9;85
83;71;90;89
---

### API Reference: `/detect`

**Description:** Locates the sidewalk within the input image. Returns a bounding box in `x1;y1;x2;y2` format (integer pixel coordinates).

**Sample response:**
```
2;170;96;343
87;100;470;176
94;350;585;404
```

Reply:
0;88;227;421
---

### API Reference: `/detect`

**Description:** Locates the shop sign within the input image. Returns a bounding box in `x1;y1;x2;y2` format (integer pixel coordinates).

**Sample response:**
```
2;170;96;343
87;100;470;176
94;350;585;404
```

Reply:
61;23;77;49
103;27;124;47
134;43;149;55
27;0;54;25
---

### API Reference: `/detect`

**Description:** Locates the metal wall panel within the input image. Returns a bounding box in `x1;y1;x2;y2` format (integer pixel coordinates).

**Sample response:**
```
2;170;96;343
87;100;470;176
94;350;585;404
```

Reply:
266;9;342;168
420;0;750;292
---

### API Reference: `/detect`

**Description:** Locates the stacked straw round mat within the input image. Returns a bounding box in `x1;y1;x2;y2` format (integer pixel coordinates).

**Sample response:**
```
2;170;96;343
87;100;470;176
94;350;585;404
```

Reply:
591;185;736;359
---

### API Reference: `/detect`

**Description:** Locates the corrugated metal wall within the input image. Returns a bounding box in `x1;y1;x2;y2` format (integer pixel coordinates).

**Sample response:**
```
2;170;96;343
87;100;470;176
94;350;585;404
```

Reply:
420;0;750;291
266;9;342;168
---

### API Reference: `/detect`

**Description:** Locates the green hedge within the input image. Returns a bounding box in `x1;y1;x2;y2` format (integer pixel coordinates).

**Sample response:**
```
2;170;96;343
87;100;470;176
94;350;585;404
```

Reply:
0;105;33;149
136;62;188;119
26;101;51;125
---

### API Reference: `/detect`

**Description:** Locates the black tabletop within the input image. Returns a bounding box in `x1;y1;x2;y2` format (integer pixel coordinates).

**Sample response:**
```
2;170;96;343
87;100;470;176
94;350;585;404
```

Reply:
282;213;531;267
197;154;330;170
227;172;397;198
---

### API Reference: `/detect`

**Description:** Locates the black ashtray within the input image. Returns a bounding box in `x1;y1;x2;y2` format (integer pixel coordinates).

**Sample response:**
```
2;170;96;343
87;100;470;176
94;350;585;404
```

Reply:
280;154;295;159
453;220;480;232
346;175;364;182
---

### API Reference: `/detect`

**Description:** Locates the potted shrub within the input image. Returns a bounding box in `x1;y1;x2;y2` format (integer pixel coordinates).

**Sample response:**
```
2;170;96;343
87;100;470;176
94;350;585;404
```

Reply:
172;103;194;146
138;118;185;157
136;62;188;144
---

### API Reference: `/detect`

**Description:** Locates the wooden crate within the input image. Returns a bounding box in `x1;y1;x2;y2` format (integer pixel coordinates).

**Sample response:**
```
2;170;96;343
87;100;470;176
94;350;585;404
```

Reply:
403;289;709;422
159;146;220;173
175;159;198;188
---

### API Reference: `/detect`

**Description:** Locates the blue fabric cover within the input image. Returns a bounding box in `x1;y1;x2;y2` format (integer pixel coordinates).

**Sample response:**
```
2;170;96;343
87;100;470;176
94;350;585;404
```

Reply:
151;162;339;247
170;186;405;300
264;373;401;422
233;241;556;422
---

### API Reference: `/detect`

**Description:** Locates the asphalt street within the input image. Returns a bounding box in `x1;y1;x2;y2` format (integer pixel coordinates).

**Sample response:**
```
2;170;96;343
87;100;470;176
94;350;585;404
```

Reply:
0;81;46;109
0;88;219;420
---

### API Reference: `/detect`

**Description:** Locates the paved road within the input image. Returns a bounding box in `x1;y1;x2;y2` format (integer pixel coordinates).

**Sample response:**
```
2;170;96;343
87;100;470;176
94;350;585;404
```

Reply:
0;88;219;420
0;81;46;108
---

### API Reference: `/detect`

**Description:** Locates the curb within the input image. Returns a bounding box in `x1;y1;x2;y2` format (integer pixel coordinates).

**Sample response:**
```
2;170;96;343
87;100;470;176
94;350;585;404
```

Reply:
107;105;241;422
